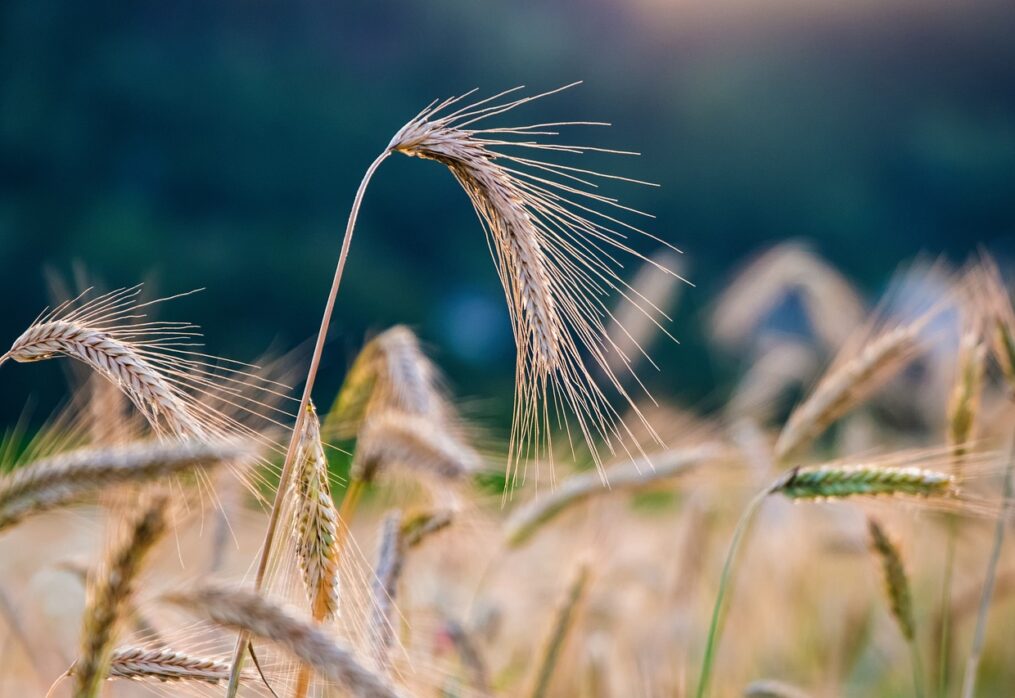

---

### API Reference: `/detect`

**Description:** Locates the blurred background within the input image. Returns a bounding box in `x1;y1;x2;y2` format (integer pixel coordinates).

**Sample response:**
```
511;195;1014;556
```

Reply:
2;0;1014;430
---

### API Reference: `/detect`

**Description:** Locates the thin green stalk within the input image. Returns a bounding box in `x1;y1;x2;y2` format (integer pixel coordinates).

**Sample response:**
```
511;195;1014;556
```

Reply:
224;151;389;697
695;489;768;698
960;429;1015;698
911;636;927;698
937;516;958;697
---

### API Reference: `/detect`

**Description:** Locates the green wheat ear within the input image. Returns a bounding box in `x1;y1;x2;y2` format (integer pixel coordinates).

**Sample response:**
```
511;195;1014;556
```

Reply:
771;464;956;500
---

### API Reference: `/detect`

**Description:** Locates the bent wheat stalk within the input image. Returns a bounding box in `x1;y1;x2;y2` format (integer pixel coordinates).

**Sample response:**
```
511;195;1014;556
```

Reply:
698;457;957;698
232;85;670;691
167;584;402;698
0;440;243;532
74;494;169;698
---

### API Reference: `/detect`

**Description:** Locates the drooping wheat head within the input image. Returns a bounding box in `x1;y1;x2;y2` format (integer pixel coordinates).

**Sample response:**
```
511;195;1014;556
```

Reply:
388;85;679;479
369;512;406;672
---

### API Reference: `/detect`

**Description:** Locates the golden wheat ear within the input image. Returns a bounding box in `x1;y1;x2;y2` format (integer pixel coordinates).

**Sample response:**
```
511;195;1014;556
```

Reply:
388;85;682;482
3;286;294;443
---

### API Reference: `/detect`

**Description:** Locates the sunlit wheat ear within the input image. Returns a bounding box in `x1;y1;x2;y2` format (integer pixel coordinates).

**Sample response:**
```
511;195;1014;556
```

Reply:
775;307;939;463
770;463;956;500
867;518;916;640
2;286;294;446
291;401;341;624
74;493;169;698
504;441;725;547
163;584;403;698
94;645;234;684
0;439;242;533
353;411;482;484
388;85;680;479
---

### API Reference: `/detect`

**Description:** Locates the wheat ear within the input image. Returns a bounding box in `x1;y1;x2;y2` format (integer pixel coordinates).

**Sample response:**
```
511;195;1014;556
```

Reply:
165;584;402;698
99;645;233;683
328;326;448;437
369;512;406;672
775;319;929;462
0;439;243;532
73;493;169;698
868;518;925;698
770;464;955;500
389;85;676;478
291;402;341;623
353;411;481;484
504;442;724;547
3;288;207;437
289;401;342;698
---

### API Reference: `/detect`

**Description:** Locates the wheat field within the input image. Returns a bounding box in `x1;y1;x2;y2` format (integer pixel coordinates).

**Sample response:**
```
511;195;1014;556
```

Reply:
1;86;1014;698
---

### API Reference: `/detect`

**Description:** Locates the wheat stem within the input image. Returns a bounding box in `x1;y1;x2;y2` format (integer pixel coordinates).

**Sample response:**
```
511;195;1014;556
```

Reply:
225;151;389;697
960;429;1015;698
696;489;768;698
528;563;589;698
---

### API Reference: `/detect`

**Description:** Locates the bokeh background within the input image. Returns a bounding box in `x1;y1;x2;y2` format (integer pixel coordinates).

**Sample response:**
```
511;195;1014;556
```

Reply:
2;0;1015;430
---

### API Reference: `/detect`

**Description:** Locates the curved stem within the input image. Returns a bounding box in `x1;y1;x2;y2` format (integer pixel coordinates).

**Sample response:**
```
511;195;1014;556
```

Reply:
224;150;390;697
695;489;769;698
960;427;1015;698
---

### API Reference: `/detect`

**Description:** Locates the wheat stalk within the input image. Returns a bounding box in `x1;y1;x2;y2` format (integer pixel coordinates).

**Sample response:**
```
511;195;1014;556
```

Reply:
228;84;670;692
770;464;955;500
0;439;243;532
73;493;169;698
504;442;724;547
528;563;589;698
165;584;402;698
